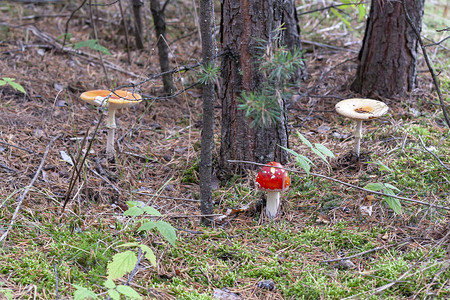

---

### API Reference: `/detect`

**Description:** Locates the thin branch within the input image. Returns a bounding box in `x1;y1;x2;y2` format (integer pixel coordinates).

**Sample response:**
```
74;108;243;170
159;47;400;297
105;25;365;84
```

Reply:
118;0;131;64
62;0;88;47
424;35;450;48
0;134;61;244
125;248;143;285
321;239;411;263
0;163;18;173
54;264;59;300
89;0;111;86
402;0;450;129
418;135;450;171
296;2;369;16
0;140;36;154
134;191;200;202
301;39;358;53
227;160;450;211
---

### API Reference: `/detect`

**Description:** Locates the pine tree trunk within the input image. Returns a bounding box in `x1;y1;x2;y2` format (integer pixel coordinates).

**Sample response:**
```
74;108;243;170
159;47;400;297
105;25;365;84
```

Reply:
351;0;425;98
199;0;215;225
150;0;175;94
219;0;301;175
131;0;144;50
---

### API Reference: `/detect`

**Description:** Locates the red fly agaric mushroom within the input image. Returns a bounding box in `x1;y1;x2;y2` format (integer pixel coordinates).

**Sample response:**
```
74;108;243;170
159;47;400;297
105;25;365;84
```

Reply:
255;162;290;218
80;89;142;158
335;98;388;158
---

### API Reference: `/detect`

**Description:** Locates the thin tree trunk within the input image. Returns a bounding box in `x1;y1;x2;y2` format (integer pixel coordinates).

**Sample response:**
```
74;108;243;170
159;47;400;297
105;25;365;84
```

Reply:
351;0;425;98
278;0;306;80
199;0;215;225
131;0;144;50
219;0;301;175
150;0;175;94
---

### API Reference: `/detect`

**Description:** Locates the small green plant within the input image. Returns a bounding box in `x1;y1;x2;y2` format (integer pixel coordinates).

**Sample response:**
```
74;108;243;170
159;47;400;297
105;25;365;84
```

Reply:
330;0;367;30
58;33;111;55
0;77;26;94
0;286;13;300
364;182;402;214
238;30;304;128
198;62;219;85
73;202;176;299
281;131;335;175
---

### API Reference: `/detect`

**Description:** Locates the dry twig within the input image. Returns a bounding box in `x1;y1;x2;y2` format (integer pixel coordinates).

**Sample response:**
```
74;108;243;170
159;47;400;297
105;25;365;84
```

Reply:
402;0;450;129
417;135;450;171
321;239;411;263
0;134;61;245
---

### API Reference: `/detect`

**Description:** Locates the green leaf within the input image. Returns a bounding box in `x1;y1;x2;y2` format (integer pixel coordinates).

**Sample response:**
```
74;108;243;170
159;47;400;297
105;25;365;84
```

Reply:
107;251;137;280
103;279;116;289
156;221;177;246
138;221;158;231
73;39;98;49
117;242;140;248
8;81;26;94
0;289;13;300
126;201;140;207
295;156;311;175
330;8;353;31
89;43;112;55
383;189;402;214
310;147;330;165
123;206;144;216
73;284;98;300
364;183;385;191
116;285;142;299
139;244;157;266
358;4;366;21
57;32;72;41
314;143;335;158
107;289;120;300
377;161;393;172
296;132;314;149
279;145;315;165
142;206;162;216
383;183;400;192
0;78;25;94
73;40;95;49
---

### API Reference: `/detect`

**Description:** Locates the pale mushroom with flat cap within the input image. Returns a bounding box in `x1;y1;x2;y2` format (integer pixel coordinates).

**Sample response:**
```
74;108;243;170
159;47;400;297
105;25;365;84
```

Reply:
255;162;290;219
80;89;142;158
335;98;388;158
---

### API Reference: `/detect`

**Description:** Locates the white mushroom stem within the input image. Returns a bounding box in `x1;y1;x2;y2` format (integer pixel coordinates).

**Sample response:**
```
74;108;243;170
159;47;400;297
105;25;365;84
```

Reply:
105;107;117;158
266;191;281;219
354;119;363;158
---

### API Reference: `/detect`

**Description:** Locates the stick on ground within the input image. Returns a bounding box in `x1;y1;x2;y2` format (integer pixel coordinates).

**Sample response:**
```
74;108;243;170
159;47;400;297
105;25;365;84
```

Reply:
0;134;61;245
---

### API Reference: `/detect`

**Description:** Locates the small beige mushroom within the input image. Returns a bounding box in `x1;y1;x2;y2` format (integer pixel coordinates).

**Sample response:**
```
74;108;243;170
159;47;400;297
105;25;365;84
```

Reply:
335;98;388;158
80;89;142;158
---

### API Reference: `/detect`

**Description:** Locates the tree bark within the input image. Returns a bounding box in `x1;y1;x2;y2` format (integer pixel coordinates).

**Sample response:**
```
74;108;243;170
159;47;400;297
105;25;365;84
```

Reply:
130;0;144;50
150;0;175;94
219;0;302;175
351;0;425;98
199;0;215;225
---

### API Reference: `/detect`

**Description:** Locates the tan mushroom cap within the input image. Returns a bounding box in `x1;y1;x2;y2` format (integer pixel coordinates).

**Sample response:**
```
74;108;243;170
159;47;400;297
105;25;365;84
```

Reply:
335;98;388;120
80;89;142;109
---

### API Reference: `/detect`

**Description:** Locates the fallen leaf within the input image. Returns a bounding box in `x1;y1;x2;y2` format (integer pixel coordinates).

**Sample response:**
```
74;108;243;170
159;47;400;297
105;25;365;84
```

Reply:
60;150;74;166
360;205;373;216
213;288;240;300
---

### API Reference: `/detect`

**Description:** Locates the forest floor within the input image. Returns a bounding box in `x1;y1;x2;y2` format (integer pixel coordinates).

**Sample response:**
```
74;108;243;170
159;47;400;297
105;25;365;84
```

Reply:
0;1;449;299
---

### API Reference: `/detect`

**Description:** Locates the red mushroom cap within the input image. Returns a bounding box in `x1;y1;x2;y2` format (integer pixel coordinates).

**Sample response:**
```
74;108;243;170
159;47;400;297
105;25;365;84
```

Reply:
255;162;290;192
